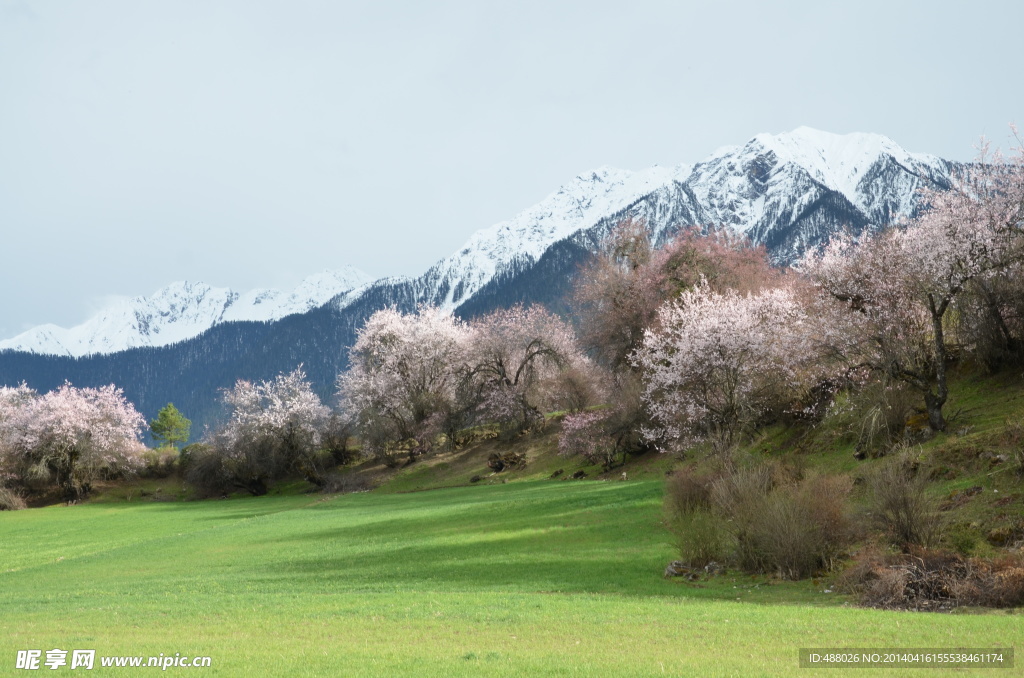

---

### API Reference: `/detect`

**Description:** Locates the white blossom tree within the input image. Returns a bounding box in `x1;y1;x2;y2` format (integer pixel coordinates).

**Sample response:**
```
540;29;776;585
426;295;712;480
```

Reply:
204;366;330;494
632;282;813;452
467;305;588;436
0;383;40;490
802;142;1024;431
338;306;471;461
0;382;146;501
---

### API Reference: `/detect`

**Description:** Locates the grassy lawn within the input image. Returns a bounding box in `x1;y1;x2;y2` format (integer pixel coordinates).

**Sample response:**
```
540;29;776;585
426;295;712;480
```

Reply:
1;480;1019;676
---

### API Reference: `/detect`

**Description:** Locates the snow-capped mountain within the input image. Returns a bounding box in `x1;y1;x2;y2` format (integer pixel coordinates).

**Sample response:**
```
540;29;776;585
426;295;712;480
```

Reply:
352;126;953;317
402;163;691;308
1;128;955;359
0;266;372;357
676;127;952;259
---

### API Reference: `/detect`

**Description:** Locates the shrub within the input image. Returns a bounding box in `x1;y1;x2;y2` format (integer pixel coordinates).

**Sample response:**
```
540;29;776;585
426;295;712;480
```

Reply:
664;467;718;517
321;413;359;466
708;463;775;518
665;462;854;580
869;458;943;550
320;472;378;494
0;486;27;511
838;547;1024;610
177;443;211;473
759;475;853;579
824;378;917;456
182;445;232;498
667;507;732;568
139;447;178;479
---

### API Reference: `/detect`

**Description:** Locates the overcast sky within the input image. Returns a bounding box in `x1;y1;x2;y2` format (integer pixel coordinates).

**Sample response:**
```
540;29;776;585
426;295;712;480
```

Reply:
1;0;1022;338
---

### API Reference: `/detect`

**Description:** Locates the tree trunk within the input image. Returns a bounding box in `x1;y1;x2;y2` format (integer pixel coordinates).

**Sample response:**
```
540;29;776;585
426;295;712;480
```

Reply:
927;300;949;432
240;477;268;496
924;392;946;432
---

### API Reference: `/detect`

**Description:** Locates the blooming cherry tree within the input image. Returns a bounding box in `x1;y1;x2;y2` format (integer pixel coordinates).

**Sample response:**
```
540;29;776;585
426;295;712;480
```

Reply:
632;282;812;452
803;142;1024;430
338;306;471;461
467;304;588;435
574;220;780;371
211;366;330;494
0;383;146;501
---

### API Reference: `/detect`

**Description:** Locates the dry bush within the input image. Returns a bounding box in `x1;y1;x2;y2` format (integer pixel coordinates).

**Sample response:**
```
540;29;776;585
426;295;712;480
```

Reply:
667;508;732;568
665;461;854;579
0;486;27;510
708;463;775;517
663;467;732;568
664;467;719;517
838;547;1024;610
320;472;378;494
869;458;944;550
727;474;854;580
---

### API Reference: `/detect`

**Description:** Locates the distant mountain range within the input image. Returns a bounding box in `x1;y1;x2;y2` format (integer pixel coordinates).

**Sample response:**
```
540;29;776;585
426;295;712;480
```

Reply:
0;128;957;435
0;268;372;357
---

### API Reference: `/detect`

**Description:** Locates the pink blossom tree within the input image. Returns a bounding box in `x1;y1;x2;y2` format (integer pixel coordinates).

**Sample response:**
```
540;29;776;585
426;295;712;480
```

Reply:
574;219;780;370
338;306;471;462
631;282;813;453
0;383;146;501
467;304;588;436
205;366;330;495
558;410;618;470
0;383;39;488
572;220;783;460
802;141;1024;431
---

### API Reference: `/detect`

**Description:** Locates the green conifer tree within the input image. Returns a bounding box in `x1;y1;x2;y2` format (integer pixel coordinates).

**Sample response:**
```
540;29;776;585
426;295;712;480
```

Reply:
150;403;191;449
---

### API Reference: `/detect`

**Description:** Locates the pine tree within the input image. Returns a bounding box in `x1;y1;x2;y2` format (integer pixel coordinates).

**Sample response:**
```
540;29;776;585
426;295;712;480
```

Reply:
150;403;191;449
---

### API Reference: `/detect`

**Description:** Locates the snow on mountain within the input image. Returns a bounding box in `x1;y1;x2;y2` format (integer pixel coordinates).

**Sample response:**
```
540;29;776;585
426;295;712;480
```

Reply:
0;266;373;357
222;267;373;322
620;127;953;262
357;127;953;316
2;128;956;357
375;163;691;309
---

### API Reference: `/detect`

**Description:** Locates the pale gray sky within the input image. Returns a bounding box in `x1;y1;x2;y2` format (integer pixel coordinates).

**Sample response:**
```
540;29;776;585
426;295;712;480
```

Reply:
1;0;1021;337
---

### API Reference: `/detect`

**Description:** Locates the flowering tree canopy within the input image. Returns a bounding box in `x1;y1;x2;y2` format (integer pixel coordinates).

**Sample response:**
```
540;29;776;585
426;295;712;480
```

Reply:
574;219;780;370
0;382;146;500
632;282;812;452
210;366;330;494
467;304;588;435
338;306;471;460
803;143;1024;430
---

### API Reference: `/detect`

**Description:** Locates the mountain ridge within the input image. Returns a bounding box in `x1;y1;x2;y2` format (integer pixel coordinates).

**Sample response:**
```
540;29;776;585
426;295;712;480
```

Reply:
0;266;372;357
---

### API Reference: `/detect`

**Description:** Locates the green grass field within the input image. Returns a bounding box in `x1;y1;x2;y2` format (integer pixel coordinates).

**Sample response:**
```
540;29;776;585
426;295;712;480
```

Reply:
2;478;1019;676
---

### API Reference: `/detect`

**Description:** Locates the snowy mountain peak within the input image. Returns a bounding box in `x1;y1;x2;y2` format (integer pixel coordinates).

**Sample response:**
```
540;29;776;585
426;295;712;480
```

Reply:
410;161;691;309
0;267;373;357
711;127;944;199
